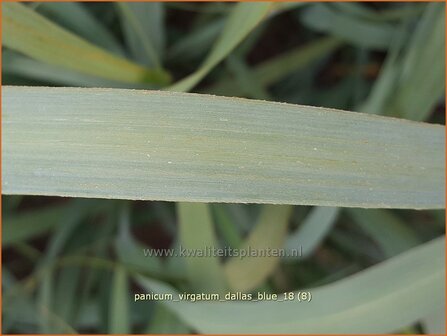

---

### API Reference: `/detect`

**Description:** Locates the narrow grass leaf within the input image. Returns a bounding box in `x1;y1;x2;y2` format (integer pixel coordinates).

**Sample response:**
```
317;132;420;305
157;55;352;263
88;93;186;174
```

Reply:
3;3;170;85
2;269;38;332
3;86;444;209
3;199;110;248
346;209;419;257
388;3;445;121
38;273;55;333
168;2;273;92
115;203;183;280
2;51;154;89
177;202;227;294
36;203;85;334
37;2;124;55
211;204;244;249
300;4;396;50
167;19;224;62
331;3;382;20
37;211;84;269
3;203;72;247
136;236;445;334
284;207;339;259
223;204;256;233
207;37;341;96
224;205;293;292
54;267;81;325
331;229;382;262
359;26;406;115
331;3;424;22
270;2;308;16
116;3;164;68
109;265;130;334
225;55;271;100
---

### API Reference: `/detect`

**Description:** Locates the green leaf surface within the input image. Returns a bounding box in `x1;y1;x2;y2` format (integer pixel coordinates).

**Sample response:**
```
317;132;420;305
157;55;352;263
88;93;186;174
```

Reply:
3;86;445;209
115;202;184;280
346;208;419;257
109;265;130;334
331;3;424;22
284;207;339;259
54;266;81;325
36;203;85;334
388;3;445;121
36;2;124;55
207;36;342;97
211;204;244;249
359;26;406;115
167;19;224;62
168;2;273;92
177;202;227;294
423;305;446;334
3;3;170;85
3;199;110;248
37;272;53;333
300;4;396;50
116;2;165;68
224;205;293;292
225;55;271;100
3;203;72;247
2;51;153;89
145;304;191;334
2;268;40;333
136;236;445;334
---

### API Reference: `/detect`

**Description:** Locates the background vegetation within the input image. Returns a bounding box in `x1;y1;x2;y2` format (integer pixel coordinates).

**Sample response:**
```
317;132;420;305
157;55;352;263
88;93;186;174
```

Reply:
2;1;445;334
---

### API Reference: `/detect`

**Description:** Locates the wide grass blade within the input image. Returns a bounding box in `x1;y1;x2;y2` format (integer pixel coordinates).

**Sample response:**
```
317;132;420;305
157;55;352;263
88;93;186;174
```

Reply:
423;306;446;334
136;236;445;334
2;3;170;85
3;86;445;209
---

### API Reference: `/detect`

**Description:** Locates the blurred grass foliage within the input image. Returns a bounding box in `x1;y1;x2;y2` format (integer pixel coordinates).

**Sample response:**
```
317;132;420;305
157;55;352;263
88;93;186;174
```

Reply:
2;2;445;334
